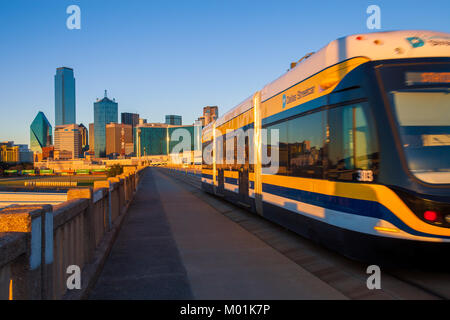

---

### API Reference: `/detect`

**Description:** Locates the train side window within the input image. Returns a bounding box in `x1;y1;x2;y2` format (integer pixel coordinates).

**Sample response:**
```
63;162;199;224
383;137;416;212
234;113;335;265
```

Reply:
287;111;325;178
264;122;289;175
264;111;325;177
327;102;378;181
215;135;224;169
202;140;213;170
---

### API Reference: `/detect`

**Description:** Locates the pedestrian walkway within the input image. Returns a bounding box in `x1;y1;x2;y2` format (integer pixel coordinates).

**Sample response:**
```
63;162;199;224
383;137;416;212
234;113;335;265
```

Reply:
89;168;346;299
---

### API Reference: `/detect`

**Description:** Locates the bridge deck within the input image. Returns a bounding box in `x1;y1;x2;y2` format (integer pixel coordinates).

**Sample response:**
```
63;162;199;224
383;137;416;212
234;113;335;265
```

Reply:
89;168;346;299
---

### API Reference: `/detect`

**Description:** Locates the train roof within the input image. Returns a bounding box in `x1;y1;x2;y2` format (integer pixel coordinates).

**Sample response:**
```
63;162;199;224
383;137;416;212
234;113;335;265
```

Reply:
205;30;450;132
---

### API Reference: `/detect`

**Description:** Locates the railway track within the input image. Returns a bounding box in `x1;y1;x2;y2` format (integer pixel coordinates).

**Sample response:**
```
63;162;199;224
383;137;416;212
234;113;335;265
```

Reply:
160;167;450;300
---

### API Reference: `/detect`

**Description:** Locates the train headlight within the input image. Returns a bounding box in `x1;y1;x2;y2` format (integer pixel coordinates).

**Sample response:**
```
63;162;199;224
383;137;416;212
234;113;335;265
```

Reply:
445;214;450;224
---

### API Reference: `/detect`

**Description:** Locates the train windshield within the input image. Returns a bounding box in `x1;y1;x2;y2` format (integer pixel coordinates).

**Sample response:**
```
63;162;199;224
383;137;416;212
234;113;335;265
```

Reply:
379;62;450;184
390;89;450;184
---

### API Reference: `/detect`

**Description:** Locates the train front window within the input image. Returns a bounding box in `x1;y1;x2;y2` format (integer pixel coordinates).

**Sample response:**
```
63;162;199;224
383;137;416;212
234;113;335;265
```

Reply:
389;89;450;184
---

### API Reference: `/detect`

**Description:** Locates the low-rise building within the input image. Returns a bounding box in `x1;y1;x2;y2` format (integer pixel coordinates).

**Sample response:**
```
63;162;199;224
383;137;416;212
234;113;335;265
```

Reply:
54;150;73;160
135;122;201;164
0;143;19;163
0;142;33;163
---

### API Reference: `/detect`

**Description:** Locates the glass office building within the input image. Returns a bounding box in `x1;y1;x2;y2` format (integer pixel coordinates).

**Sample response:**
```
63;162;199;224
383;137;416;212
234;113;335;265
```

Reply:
55;67;76;126
168;126;194;152
121;112;140;141
30;111;52;153
135;125;195;157
135;126;168;156
94;92;118;158
165;115;182;126
121;112;140;127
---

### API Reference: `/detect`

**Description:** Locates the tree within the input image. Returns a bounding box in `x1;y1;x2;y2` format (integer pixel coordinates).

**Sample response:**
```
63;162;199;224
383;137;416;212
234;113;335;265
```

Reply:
107;164;123;177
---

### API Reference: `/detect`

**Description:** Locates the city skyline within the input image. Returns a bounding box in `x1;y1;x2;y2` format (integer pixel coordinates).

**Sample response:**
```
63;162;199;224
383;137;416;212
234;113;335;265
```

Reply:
1;0;450;145
0;0;449;304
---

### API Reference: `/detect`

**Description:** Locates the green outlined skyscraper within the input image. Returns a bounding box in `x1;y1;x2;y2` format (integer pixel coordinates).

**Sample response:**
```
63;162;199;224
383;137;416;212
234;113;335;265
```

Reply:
30;111;52;153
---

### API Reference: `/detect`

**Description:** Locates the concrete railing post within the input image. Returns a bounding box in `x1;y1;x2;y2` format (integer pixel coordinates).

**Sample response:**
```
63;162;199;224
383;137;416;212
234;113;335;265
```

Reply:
67;188;95;265
120;174;129;205
118;177;125;213
0;205;52;300
107;177;121;219
125;174;131;203
93;181;112;230
130;173;135;193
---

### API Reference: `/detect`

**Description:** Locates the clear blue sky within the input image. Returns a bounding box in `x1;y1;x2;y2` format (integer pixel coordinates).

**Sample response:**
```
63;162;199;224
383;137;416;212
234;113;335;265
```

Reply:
0;0;449;144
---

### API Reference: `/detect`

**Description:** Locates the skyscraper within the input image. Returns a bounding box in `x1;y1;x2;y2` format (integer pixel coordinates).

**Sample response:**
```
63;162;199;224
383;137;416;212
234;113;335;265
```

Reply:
106;123;133;157
54;124;82;159
78;123;88;152
121;112;139;141
203;106;218;126
55;67;76;126
89;123;95;152
165;115;182;126
121;112;139;127
94;91;118;158
30;111;52;153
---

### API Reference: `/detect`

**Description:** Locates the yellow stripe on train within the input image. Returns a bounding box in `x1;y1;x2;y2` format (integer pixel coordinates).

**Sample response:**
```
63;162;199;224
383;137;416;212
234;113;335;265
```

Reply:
202;57;370;143
216;109;254;137
203;169;255;181
261;174;450;237
261;57;370;119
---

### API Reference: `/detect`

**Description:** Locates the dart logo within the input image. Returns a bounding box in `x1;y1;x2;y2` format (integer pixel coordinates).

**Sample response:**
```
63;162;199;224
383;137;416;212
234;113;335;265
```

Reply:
406;37;425;48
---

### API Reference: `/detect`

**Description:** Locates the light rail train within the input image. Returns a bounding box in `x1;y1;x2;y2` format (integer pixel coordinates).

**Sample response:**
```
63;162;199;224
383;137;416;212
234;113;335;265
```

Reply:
201;30;450;263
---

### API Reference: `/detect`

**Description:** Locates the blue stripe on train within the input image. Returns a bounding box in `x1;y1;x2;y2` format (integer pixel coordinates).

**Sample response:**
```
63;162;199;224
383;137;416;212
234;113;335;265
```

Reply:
225;177;238;185
262;183;450;240
203;175;253;188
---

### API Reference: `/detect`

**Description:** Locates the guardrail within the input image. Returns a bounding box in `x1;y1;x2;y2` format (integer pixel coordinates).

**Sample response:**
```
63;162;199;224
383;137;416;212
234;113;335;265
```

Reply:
161;166;201;188
164;166;201;178
0;166;146;300
0;192;67;208
24;182;78;187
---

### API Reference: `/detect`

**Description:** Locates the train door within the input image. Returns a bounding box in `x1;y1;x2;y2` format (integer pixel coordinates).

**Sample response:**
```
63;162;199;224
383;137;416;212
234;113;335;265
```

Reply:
238;166;249;202
217;168;225;195
238;135;250;207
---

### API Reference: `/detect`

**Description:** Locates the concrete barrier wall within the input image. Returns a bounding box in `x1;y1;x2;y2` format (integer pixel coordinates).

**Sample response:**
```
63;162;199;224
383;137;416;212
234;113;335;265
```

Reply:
0;167;146;300
0;192;67;209
161;166;201;188
0;233;27;300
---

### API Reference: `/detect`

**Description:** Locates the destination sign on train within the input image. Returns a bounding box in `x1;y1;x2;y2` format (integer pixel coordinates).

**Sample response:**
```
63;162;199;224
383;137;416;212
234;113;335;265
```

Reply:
406;72;450;85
